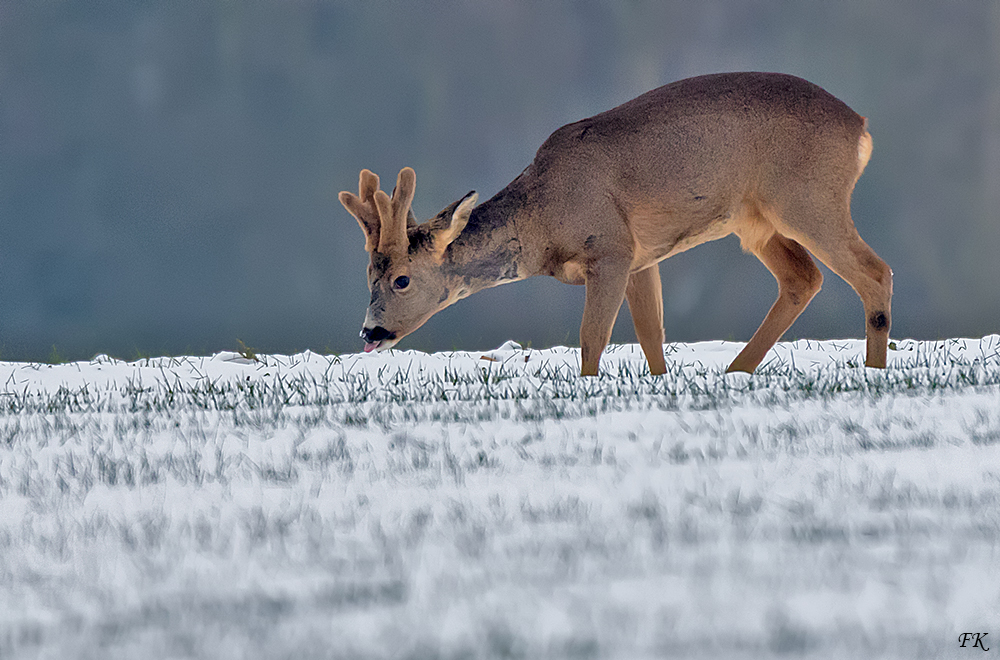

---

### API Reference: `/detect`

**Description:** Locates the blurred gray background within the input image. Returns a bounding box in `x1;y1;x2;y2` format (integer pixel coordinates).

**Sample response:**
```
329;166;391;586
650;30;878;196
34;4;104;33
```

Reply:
1;1;998;361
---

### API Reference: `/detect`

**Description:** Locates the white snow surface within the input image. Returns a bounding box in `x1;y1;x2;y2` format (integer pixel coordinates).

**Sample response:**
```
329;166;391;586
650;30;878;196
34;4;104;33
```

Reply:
1;337;999;659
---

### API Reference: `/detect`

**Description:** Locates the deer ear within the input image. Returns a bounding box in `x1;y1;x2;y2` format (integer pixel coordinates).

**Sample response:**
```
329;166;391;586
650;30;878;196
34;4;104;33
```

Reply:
430;191;477;260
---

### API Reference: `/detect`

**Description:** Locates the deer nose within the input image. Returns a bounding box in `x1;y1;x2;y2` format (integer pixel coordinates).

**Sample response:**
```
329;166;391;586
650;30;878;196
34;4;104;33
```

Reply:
360;326;394;343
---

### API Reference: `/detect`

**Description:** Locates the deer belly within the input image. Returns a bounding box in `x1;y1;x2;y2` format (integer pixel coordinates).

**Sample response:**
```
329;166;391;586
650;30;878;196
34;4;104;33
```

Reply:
628;210;736;270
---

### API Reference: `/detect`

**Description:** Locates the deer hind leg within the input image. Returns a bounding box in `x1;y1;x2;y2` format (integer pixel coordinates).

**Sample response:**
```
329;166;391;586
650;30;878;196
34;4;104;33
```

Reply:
625;263;667;375
580;257;630;376
770;193;893;369
728;234;824;373
804;233;892;368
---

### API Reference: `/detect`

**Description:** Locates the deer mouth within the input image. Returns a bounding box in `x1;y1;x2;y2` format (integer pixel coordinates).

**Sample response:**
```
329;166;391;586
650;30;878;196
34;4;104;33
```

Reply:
361;326;398;353
363;338;401;353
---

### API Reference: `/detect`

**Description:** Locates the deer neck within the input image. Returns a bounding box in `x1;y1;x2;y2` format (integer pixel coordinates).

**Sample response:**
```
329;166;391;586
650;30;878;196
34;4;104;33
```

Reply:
442;180;537;299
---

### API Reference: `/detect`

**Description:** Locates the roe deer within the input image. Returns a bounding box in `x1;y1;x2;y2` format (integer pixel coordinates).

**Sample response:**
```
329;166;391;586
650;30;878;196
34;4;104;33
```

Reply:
339;72;892;376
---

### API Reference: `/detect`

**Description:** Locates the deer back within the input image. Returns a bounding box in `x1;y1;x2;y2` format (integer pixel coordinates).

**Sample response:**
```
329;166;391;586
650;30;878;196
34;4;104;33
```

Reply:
511;72;870;273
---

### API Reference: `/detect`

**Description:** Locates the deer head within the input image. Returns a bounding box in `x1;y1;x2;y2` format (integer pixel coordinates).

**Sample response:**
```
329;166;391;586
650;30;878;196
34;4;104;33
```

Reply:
339;167;478;352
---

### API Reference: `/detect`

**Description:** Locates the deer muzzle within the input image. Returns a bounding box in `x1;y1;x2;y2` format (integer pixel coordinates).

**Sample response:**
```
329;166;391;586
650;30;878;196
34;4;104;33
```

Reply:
360;325;396;353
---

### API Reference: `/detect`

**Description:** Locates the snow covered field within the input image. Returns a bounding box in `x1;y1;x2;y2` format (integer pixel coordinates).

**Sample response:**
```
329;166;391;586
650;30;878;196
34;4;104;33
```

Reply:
1;337;999;659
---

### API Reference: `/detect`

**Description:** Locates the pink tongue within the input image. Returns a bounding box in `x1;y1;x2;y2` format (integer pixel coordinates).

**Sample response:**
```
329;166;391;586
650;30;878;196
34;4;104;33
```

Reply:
363;342;379;353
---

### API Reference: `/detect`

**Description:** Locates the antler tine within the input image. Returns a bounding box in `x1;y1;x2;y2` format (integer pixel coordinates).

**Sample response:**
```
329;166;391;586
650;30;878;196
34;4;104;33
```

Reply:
375;167;416;254
359;169;380;202
391;167;416;228
339;169;385;252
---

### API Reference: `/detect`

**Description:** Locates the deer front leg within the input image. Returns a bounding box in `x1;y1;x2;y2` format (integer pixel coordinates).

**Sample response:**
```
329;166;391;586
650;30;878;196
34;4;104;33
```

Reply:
580;257;630;376
625;263;667;375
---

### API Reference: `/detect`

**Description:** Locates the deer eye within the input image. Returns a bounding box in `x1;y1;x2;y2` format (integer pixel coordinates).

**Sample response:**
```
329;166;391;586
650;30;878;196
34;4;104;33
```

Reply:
393;276;410;290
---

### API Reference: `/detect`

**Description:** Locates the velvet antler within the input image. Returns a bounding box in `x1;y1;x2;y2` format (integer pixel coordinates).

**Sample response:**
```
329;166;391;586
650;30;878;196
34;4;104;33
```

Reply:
338;169;382;252
373;167;416;255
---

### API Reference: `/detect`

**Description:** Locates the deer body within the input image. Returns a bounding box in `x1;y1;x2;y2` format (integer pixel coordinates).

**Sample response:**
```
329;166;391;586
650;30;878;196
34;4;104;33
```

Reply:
340;72;892;376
